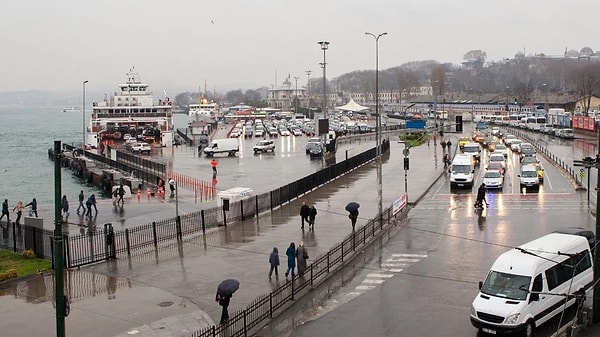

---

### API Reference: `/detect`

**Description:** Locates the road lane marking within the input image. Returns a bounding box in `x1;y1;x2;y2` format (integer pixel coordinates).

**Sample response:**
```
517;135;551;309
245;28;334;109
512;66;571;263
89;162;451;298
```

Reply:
362;279;385;284
391;253;428;258
366;273;394;278
356;285;377;290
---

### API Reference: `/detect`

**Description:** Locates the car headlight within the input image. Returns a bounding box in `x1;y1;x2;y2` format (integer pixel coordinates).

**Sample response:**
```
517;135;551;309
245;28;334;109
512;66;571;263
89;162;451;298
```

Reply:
471;305;476;317
505;313;520;324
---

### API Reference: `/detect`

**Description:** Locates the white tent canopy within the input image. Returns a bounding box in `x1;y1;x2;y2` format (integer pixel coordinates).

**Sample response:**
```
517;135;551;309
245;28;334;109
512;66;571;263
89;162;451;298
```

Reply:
335;99;369;112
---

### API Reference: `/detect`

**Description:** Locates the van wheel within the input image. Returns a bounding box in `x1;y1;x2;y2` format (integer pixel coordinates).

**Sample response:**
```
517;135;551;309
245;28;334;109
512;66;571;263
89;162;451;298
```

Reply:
523;320;534;337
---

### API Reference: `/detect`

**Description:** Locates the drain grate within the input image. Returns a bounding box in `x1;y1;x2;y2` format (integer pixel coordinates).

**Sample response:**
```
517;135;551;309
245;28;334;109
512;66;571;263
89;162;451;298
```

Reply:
158;301;174;307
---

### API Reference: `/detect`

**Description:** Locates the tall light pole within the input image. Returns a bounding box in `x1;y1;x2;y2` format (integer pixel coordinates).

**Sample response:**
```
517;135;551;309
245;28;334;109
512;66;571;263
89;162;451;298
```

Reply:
306;70;311;115
365;31;387;223
318;41;329;119
82;80;88;149
542;83;548;112
294;76;299;115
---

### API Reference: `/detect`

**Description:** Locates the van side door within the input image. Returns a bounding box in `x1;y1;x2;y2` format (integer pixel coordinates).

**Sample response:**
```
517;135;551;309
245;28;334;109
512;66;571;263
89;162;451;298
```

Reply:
527;274;545;325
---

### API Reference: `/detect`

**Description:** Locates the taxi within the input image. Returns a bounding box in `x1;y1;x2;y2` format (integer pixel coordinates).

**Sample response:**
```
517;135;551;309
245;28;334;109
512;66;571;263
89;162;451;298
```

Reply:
458;137;470;149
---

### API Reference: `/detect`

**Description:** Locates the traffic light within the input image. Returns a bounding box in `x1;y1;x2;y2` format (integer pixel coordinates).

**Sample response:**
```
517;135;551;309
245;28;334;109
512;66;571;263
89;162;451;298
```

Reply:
455;115;463;132
514;98;518;105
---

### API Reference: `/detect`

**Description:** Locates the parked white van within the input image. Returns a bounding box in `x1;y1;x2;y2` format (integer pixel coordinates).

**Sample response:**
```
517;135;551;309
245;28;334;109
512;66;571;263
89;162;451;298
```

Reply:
449;154;475;189
470;233;593;337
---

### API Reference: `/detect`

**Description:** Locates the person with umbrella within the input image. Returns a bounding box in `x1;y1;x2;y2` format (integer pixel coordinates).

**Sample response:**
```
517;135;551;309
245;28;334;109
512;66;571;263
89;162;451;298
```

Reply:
346;202;360;231
215;279;239;324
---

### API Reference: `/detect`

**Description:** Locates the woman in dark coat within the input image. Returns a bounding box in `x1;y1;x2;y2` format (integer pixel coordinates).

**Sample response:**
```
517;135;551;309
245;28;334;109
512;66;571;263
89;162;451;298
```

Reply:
349;209;359;230
296;241;309;277
215;291;231;324
308;205;317;229
285;242;296;278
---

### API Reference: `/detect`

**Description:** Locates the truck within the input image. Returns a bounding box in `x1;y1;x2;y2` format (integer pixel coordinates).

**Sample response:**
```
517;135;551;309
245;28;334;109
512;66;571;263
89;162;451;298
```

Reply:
217;187;254;208
203;138;240;157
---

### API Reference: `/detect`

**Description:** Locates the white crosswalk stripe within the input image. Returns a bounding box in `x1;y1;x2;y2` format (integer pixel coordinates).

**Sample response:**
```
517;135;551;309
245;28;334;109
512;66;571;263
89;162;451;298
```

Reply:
362;279;386;284
355;285;377;290
367;273;394;278
392;253;428;258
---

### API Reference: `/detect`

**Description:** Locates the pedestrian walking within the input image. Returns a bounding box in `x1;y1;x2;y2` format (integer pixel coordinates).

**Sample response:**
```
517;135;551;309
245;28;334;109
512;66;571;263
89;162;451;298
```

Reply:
61;195;69;222
443;153;449;169
348;209;359;231
299;201;310;229
211;159;218;177
13;200;24;226
89;194;97;215
268;247;280;279
85;197;93;218
296;241;309;277
117;184;125;206
427;136;431;147
285;242;296;278
446;140;452;156
168;177;176;196
308;205;317;229
215;292;231;324
441;140;447;152
25;198;38;217
77;190;85;214
0;199;10;224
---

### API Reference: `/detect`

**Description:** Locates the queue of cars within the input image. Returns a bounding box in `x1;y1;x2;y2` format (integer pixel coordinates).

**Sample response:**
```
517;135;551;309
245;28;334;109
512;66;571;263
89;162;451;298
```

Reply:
230;119;316;139
452;128;545;192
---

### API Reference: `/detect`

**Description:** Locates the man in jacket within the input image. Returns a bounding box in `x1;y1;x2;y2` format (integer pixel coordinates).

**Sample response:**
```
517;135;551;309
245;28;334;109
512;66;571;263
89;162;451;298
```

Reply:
299;201;310;230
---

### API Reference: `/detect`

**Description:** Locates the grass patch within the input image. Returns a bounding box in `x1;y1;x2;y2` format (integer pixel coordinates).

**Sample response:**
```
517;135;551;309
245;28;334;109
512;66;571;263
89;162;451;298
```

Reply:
399;132;428;147
0;249;52;280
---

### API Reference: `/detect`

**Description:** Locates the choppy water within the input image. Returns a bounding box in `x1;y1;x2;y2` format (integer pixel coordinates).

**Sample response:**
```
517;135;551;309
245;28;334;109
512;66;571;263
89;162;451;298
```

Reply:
0;106;187;209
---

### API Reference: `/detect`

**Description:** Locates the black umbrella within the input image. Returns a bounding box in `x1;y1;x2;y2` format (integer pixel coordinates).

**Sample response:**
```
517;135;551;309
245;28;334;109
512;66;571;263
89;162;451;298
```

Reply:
345;202;360;213
217;279;240;297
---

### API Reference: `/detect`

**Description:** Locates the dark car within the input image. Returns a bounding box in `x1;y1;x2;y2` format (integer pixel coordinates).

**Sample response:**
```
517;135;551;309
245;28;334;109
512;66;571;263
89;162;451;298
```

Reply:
306;142;323;157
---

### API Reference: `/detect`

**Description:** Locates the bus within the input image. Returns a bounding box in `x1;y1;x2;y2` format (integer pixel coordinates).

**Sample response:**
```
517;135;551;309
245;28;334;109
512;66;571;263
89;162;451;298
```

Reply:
526;116;546;132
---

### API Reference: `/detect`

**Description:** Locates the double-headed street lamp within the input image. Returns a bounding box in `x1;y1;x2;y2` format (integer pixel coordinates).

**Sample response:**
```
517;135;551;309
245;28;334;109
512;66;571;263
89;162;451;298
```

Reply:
318;41;329;119
82;80;89;149
365;31;387;223
294;76;299;114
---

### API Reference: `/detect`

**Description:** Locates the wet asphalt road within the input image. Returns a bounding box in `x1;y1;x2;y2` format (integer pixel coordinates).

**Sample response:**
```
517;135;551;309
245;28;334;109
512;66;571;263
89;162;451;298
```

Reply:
262;126;597;337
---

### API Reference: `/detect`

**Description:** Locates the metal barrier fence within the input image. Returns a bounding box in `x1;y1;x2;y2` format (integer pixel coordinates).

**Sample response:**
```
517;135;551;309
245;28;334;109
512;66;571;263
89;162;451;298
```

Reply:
57;140;388;268
62;144;164;187
190;204;402;337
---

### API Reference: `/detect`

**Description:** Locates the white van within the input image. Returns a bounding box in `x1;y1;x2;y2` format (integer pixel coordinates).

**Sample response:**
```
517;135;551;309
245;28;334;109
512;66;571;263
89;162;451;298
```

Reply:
518;165;539;190
470;233;593;337
203;138;240;157
449;154;475;189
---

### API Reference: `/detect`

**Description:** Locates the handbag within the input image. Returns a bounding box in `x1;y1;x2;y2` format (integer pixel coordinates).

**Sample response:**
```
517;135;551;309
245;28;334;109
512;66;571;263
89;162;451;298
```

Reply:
303;250;309;259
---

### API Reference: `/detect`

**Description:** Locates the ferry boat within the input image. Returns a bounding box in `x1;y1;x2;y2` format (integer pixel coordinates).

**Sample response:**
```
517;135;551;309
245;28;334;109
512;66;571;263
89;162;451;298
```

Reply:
86;68;174;150
189;96;220;123
63;106;81;113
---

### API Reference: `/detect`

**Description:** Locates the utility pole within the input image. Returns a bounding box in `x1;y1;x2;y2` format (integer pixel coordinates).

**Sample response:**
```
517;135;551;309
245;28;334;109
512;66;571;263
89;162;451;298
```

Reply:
294;76;299;115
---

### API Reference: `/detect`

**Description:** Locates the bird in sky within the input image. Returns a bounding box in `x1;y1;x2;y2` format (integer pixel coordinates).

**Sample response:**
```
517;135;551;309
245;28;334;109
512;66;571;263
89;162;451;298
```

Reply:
211;20;214;24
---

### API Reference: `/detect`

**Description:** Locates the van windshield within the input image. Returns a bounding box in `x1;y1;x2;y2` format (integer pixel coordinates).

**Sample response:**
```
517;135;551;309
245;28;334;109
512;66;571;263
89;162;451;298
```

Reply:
452;164;471;174
481;271;531;301
463;147;479;154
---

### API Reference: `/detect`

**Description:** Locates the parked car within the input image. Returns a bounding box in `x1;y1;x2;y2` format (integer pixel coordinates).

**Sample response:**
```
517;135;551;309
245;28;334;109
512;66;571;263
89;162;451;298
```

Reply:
306;142;323;157
253;139;275;153
131;142;152;154
557;128;575;139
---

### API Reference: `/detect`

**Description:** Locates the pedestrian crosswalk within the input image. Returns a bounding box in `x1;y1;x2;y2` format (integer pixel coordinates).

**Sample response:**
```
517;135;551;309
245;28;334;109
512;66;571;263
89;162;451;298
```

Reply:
415;199;588;211
341;253;428;299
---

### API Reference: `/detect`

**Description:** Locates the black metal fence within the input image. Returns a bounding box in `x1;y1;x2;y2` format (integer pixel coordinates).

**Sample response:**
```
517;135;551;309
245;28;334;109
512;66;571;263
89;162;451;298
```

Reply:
190;204;404;337
62;144;164;186
39;140;389;269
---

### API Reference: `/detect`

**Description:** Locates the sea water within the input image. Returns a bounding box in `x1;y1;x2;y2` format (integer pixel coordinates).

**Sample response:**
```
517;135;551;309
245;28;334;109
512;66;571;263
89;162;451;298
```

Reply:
0;106;187;208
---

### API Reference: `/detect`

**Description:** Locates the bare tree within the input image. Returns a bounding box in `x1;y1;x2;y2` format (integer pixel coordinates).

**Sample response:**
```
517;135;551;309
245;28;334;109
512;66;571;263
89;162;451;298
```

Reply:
430;65;446;97
569;62;600;114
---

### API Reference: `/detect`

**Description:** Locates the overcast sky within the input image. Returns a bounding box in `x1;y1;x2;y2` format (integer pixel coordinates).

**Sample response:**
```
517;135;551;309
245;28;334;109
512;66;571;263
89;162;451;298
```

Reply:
1;0;598;93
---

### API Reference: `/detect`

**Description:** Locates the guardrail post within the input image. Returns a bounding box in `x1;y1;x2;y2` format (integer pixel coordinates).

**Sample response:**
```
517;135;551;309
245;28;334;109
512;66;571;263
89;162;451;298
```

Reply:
310;264;313;286
269;293;273;318
152;221;158;248
291;275;295;300
244;309;248;336
201;210;206;234
125;228;131;257
327;251;330;273
176;216;182;241
240;202;244;221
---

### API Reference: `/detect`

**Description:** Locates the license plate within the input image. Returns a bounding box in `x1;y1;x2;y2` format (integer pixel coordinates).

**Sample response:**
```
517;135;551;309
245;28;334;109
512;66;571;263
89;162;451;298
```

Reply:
482;328;496;334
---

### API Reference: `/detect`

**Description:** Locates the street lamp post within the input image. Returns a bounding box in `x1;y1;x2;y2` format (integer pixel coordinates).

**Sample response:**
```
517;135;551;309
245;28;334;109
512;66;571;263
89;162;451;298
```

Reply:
306;70;311;115
294;76;299;115
318;41;329;119
365;31;387;224
82;80;88;149
542;83;548;112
